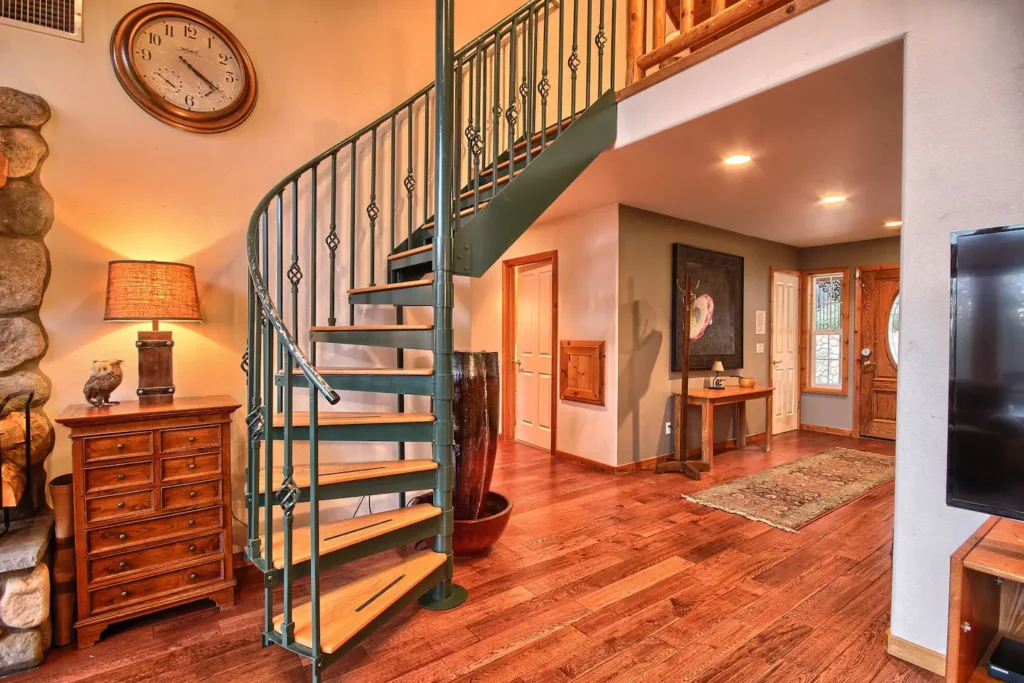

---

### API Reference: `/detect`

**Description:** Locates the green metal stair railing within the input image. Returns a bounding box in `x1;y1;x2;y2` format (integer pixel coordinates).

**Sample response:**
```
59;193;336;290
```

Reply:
242;0;618;679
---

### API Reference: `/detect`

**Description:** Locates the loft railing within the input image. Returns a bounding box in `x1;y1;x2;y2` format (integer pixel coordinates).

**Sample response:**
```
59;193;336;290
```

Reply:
242;0;617;659
624;0;830;91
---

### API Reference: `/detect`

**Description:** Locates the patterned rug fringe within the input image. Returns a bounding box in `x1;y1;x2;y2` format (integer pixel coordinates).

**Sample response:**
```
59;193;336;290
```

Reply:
680;494;798;533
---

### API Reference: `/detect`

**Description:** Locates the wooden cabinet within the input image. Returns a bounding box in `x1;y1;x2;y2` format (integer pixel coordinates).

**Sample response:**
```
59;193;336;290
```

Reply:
57;396;240;648
946;517;1024;682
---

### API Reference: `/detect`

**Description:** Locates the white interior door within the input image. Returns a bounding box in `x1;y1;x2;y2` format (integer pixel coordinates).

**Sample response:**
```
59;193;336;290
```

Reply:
515;261;553;450
772;270;800;434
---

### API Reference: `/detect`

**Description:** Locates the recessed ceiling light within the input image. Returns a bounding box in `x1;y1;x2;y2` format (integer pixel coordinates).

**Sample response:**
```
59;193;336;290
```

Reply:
820;194;848;205
724;154;752;166
884;220;903;228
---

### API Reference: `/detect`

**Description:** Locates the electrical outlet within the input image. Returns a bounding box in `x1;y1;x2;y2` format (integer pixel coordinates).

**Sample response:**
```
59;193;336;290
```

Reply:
665;422;672;435
756;342;765;354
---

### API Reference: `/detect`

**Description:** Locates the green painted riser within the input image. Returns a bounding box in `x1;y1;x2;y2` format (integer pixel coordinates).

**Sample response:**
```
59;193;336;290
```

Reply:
272;515;442;582
263;562;445;670
255;467;438;507
310;328;434;350
267;421;433;442
388;249;434;272
275;372;434;395
348;286;433;307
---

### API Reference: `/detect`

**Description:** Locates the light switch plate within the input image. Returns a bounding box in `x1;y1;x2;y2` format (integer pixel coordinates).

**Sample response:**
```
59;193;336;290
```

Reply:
756;342;765;354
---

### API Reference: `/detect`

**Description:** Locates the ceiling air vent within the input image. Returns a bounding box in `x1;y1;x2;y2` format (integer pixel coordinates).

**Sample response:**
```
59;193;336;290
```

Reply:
0;0;82;41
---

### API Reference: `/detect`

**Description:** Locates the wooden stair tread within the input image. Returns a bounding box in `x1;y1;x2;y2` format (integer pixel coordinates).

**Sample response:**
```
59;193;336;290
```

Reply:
348;277;432;294
272;411;435;427
275;551;447;655
388;244;433;261
309;324;434;332
262;505;441;569
287;367;433;377
259;459;438;492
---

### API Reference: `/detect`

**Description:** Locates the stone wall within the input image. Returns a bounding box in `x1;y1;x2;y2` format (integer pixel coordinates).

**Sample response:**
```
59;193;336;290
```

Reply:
0;88;54;518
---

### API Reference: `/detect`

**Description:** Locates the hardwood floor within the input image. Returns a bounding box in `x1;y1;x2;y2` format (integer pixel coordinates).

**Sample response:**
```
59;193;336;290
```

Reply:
17;431;940;683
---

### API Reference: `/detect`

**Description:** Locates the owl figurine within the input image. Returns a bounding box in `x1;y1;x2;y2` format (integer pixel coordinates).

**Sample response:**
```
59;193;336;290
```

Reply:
84;360;124;407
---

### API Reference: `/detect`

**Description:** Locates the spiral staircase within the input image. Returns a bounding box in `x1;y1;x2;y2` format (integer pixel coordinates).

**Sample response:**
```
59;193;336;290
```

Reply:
242;0;617;679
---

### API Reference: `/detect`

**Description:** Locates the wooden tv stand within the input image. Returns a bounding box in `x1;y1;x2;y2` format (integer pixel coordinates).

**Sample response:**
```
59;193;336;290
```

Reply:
947;516;1024;682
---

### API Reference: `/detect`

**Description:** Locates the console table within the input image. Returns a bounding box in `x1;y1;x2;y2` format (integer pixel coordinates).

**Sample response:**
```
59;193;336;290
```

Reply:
672;386;773;474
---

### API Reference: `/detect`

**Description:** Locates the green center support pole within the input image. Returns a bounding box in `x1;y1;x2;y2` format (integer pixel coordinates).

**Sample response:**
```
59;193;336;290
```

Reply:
421;0;467;611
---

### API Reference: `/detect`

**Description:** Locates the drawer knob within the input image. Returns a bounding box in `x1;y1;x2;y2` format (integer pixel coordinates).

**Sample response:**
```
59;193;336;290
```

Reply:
189;545;197;552
188;463;197;470
188;519;195;526
189;573;198;580
188;437;196;443
118;533;127;541
120;590;129;598
189;491;197;498
116;444;125;450
117;501;126;509
119;561;127;570
116;474;125;481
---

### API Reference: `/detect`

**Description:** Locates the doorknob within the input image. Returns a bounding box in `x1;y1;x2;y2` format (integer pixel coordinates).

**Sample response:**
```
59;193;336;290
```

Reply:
772;360;782;366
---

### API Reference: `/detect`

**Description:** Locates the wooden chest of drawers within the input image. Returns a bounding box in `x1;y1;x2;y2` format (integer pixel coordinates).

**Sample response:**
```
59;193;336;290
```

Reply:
56;396;240;648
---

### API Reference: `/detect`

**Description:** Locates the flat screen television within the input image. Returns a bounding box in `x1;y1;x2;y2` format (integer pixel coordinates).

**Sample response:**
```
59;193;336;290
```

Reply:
948;224;1024;520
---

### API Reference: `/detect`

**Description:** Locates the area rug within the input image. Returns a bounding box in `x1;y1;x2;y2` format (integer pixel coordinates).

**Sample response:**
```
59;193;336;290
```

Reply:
680;448;895;532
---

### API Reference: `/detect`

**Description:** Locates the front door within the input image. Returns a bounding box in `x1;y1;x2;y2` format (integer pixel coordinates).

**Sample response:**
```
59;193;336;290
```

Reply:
857;266;900;439
515;261;553;449
771;270;800;434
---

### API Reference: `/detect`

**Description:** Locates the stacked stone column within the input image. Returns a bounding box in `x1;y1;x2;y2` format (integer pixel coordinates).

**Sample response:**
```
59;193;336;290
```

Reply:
0;87;55;516
0;88;56;673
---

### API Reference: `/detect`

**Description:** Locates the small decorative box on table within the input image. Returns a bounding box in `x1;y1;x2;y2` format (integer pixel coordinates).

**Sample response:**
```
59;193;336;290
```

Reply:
55;396;240;648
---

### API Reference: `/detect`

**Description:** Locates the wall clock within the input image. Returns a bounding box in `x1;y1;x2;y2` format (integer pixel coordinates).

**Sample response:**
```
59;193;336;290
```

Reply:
111;3;257;134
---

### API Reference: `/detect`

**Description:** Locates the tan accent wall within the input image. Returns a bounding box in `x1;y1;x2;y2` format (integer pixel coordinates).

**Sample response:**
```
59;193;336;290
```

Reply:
616;205;799;467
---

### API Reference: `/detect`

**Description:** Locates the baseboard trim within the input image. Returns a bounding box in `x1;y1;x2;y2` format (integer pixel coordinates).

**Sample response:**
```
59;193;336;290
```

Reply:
553;450;672;474
800;423;855;437
886;630;946;676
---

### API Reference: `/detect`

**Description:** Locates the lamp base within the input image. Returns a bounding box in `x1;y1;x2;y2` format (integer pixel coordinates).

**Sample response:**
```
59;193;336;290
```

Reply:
137;330;175;406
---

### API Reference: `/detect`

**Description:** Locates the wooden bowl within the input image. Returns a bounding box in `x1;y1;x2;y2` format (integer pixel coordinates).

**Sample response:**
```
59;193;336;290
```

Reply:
738;377;756;388
410;491;513;556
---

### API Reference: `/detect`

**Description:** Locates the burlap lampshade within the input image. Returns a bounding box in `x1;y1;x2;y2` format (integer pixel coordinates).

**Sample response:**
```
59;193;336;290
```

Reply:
104;260;201;322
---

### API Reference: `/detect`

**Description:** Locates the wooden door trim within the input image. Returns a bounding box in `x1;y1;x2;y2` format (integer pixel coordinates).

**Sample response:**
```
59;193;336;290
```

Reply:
768;267;802;434
854;265;900;439
501;251;559;452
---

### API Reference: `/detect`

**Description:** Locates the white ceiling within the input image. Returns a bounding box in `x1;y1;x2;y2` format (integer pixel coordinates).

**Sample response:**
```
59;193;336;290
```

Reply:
546;41;905;247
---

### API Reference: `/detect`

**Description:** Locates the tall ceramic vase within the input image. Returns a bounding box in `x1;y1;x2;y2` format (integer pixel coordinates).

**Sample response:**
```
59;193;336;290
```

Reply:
49;474;76;647
452;351;499;520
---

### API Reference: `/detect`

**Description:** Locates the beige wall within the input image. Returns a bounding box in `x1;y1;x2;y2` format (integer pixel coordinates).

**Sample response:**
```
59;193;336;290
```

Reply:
616;0;1024;656
617;205;799;466
470;203;619;467
798;236;901;432
1;0;525;547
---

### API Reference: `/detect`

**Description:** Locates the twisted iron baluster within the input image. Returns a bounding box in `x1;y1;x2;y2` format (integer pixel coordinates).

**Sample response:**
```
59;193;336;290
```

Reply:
540;1;551;147
327;153;339;326
368;127;379;286
349;142;357;325
406;102;416;244
507;16;518;177
596;0;608;93
570;0;580;121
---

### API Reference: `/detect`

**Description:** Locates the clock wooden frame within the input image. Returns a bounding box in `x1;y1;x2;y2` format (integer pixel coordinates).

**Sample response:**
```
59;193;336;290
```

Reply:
110;3;258;134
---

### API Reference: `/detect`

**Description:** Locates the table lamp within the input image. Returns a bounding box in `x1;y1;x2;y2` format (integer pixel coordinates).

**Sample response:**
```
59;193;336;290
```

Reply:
104;260;201;405
709;360;726;390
